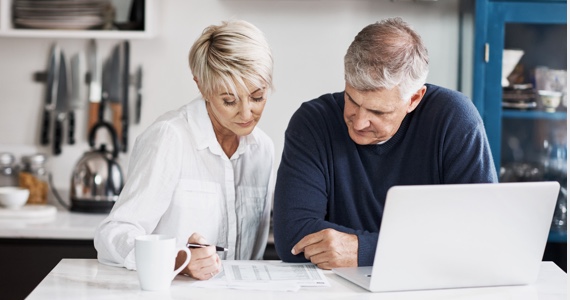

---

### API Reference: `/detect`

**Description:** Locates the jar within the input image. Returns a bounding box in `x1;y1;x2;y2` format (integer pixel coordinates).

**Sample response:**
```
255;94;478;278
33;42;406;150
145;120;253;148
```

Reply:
19;154;49;205
0;152;19;187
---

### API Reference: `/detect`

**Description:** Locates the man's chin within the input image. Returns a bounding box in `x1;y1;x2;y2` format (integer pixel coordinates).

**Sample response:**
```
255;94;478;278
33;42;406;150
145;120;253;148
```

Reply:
348;131;374;145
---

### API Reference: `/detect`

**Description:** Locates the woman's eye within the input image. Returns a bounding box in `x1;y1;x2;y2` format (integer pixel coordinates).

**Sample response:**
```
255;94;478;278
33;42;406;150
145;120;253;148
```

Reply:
223;100;236;106
251;96;265;102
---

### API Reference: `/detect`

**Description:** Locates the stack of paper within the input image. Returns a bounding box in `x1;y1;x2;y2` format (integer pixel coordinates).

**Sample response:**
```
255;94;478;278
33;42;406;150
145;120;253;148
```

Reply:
192;261;330;292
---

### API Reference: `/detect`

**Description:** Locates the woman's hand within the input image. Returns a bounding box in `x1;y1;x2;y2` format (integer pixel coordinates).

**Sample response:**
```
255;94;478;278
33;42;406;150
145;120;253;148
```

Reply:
175;233;222;280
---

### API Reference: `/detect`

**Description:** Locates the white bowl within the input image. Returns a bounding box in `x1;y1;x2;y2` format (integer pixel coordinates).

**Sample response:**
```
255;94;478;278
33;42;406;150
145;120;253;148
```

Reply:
0;187;30;209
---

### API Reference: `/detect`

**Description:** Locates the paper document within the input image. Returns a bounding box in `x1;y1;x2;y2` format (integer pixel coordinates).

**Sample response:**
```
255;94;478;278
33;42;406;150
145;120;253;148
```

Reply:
191;261;330;291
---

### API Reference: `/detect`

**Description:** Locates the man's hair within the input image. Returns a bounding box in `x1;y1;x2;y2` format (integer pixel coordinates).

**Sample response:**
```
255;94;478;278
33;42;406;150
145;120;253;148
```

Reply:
189;20;274;99
344;17;429;100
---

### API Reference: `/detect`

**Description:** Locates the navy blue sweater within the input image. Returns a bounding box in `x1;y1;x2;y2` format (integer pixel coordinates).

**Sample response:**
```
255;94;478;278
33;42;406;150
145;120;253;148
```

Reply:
273;84;498;266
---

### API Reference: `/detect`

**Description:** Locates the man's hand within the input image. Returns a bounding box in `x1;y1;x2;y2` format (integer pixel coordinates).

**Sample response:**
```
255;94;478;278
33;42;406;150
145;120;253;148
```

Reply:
176;233;222;280
291;228;358;269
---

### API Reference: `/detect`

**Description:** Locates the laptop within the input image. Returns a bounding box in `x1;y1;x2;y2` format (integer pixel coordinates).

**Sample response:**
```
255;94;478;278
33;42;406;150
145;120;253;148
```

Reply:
332;181;560;292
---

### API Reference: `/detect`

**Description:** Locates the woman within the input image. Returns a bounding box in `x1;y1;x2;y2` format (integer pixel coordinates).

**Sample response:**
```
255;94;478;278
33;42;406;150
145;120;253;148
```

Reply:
94;20;275;280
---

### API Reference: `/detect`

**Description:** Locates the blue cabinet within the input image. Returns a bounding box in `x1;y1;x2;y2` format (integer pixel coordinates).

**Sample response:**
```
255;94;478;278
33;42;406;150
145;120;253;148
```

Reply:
472;0;567;267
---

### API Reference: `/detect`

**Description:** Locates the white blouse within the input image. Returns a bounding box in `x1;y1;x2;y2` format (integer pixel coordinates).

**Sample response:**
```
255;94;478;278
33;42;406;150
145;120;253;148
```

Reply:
94;97;275;270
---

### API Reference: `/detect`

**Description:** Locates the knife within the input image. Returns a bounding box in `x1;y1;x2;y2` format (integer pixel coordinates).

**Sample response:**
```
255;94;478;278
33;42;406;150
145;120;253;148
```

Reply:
135;65;142;124
68;53;84;145
53;51;68;155
121;40;130;152
108;44;123;145
40;44;59;145
101;57;111;124
87;39;102;135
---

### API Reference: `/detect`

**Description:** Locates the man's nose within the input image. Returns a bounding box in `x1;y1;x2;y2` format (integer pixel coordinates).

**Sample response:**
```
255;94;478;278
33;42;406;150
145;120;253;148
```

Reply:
352;108;370;130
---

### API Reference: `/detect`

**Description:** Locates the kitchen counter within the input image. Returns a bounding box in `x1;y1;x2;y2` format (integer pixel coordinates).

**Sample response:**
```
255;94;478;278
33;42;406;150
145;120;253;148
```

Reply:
0;207;107;239
0;207;107;299
28;259;567;299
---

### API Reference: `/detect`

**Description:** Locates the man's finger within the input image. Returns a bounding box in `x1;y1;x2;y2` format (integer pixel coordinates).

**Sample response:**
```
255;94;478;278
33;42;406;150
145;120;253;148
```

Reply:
291;231;323;255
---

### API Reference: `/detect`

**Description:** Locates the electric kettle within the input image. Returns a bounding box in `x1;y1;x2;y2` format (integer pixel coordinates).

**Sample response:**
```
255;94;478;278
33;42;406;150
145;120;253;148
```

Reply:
69;122;124;213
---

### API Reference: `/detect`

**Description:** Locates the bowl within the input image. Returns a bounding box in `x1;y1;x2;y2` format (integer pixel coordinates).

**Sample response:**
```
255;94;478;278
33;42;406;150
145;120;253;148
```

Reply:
538;90;562;112
0;187;30;209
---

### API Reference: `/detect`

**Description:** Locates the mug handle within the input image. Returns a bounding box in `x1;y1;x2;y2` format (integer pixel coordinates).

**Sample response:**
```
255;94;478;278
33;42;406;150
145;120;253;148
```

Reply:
172;247;191;280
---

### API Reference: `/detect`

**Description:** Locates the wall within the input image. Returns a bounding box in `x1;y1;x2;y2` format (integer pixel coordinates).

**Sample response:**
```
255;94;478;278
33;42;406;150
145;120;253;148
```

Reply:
0;0;462;197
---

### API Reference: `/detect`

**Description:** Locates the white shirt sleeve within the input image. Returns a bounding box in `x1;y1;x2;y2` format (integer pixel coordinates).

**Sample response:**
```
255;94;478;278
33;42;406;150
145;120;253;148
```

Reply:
94;120;183;270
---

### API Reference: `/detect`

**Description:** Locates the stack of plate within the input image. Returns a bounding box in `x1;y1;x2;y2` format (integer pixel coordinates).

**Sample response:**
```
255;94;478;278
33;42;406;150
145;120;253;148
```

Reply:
12;0;113;30
502;84;537;110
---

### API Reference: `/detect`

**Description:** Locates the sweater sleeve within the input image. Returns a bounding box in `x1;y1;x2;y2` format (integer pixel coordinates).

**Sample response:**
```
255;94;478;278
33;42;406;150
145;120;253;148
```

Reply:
273;100;378;265
439;95;498;184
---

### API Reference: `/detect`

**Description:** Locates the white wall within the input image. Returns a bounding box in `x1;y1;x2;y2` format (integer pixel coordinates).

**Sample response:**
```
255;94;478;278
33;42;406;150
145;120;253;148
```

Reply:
0;0;461;194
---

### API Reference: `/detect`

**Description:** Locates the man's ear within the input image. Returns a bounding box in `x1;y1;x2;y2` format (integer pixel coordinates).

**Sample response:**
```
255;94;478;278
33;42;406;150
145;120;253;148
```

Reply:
407;86;427;113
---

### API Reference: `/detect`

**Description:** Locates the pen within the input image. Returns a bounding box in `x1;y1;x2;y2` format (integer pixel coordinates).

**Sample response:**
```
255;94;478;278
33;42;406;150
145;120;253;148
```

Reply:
186;243;228;252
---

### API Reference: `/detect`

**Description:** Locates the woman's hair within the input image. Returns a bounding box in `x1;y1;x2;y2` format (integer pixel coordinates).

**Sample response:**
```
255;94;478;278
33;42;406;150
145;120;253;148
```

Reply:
344;17;429;101
189;20;274;99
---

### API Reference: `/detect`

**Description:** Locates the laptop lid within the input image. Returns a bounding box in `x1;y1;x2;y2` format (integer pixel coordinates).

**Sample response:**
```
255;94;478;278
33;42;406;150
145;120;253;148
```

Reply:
333;181;560;292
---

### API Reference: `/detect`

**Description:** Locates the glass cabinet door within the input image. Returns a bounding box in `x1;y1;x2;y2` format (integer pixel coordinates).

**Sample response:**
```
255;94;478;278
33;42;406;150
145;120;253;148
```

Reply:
500;22;567;240
473;0;567;252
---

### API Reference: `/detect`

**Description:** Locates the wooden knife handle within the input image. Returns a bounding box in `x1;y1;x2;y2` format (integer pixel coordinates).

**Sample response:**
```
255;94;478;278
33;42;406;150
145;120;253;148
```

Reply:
88;102;100;134
110;102;122;143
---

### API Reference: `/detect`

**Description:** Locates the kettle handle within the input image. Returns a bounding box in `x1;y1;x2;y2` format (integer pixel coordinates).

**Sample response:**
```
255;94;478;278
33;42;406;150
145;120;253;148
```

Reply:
88;121;120;159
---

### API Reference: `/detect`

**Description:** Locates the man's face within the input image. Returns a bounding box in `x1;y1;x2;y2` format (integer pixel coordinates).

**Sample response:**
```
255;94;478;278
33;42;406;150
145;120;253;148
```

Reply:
343;83;422;145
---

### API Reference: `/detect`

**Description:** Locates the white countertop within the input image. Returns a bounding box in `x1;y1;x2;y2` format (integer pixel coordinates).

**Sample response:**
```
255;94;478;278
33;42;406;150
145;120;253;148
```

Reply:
28;259;567;300
0;207;107;240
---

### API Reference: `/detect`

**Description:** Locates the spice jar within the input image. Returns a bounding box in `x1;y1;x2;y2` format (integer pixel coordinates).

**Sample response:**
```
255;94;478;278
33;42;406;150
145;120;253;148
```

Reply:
19;154;49;205
0;152;19;187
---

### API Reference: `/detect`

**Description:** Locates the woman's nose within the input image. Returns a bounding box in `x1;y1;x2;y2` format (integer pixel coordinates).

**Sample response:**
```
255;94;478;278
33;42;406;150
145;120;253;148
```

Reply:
239;100;253;120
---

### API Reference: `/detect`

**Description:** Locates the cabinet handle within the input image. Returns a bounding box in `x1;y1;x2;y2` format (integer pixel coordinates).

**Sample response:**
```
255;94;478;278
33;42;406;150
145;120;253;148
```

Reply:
484;43;489;63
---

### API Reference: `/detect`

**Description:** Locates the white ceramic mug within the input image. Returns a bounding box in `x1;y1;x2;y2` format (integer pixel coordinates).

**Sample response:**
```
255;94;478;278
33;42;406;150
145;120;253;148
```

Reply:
135;234;191;291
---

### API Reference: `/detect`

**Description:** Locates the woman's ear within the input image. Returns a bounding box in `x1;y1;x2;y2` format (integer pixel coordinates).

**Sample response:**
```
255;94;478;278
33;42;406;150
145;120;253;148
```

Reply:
193;76;199;86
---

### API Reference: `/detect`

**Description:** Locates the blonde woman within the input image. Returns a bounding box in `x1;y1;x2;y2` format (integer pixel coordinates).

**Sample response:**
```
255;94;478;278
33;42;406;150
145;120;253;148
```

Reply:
95;20;274;280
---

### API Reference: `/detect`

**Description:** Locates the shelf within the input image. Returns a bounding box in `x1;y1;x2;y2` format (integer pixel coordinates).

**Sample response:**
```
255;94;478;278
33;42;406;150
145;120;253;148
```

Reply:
0;0;157;39
502;110;567;120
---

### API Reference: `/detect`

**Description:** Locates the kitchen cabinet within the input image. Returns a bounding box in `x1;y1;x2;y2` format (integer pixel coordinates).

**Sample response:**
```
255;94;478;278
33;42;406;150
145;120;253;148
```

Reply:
0;210;105;299
472;0;566;271
0;0;157;39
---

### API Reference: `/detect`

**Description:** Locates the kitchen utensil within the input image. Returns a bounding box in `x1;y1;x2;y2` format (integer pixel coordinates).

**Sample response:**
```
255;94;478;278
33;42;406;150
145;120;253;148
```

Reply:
121;40;130;152
100;57;111;123
40;44;59;145
108;45;123;146
135;65;142;124
53;50;69;155
69;121;124;213
87;39;102;135
0;187;30;209
68;53;84;145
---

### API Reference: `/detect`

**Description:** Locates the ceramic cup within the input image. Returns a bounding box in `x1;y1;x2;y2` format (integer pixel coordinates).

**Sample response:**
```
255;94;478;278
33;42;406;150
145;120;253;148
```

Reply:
538;90;562;112
135;234;191;291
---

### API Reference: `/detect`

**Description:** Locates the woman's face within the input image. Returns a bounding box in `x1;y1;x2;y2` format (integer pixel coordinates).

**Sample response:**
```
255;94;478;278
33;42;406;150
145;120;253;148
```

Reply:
206;81;267;137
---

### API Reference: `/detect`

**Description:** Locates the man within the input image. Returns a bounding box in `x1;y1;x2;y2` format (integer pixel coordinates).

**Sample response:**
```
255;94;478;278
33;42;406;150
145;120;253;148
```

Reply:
273;17;497;270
